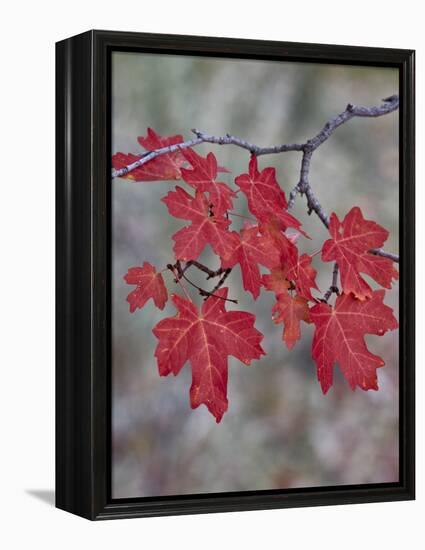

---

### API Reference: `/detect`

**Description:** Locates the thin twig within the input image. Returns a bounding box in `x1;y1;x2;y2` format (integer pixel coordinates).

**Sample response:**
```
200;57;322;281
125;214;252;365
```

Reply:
181;272;237;304
210;268;232;295
183;260;226;279
323;263;339;302
169;261;237;303
369;248;400;263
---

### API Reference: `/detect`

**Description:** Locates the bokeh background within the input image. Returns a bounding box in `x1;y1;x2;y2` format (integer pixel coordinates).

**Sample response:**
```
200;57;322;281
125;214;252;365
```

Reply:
111;52;399;499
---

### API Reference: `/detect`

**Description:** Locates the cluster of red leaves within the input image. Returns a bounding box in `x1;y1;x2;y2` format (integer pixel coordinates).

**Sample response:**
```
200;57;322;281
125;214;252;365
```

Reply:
118;129;399;423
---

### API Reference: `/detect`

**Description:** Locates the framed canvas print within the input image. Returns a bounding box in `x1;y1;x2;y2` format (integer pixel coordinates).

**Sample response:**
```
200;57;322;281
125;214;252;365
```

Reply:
56;30;415;520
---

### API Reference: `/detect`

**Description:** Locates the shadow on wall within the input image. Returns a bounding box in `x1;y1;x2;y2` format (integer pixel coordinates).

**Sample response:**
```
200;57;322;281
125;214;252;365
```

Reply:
26;489;55;507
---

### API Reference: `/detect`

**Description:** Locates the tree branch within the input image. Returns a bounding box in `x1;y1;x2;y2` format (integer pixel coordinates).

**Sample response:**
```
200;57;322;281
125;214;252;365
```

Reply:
190;129;304;155
286;95;400;264
114;95;400;264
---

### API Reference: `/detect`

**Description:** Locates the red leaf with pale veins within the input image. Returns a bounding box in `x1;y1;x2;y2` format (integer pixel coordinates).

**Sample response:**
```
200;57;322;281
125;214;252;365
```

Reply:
235;156;304;232
322;207;398;300
310;290;398;394
162;187;238;261
272;292;311;350
181;149;236;215
152;288;265;422
161;185;203;221
180;148;220;188
112;128;186;181
124;262;168;312
286;253;319;301
221;225;281;299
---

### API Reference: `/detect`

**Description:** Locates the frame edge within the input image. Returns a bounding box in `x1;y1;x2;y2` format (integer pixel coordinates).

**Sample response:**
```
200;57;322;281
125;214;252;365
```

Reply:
56;30;97;520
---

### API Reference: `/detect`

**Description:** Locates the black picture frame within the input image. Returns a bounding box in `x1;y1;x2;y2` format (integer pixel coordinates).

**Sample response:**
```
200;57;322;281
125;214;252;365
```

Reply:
56;29;415;520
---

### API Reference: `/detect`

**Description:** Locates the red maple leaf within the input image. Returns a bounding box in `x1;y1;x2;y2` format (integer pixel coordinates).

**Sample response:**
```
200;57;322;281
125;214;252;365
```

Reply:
112;128;186;181
162;186;238;261
262;251;318;303
322;207;398;300
286;253;319;301
221;225;281;299
152;288;265;422
259;219;316;302
181;149;236;215
235;156;304;232
262;263;311;349
124;262;168;312
259;218;300;268
272;292;311;350
262;267;291;296
310;290;398;394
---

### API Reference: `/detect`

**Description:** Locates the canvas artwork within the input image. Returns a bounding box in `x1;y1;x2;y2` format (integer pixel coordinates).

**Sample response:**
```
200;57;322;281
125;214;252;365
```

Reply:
110;52;400;499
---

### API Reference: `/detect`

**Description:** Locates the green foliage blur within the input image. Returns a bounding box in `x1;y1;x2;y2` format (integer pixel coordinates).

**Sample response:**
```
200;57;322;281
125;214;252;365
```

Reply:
112;52;399;498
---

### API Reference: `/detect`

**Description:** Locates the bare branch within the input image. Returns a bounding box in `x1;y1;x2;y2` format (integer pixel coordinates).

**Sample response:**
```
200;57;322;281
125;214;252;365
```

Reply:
190;129;304;155
303;95;399;154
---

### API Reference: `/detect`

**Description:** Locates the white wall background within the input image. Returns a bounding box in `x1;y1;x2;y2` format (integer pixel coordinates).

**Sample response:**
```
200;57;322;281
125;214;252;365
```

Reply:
0;1;421;548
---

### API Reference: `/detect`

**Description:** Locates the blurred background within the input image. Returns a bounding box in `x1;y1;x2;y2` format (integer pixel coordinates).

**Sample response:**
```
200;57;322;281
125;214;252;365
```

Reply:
111;52;399;499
